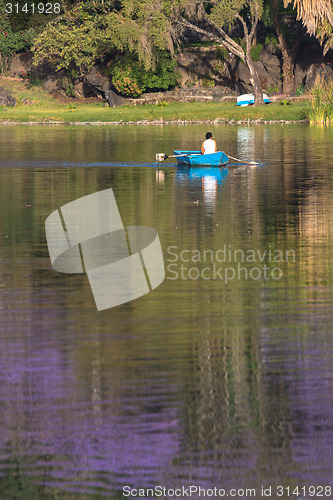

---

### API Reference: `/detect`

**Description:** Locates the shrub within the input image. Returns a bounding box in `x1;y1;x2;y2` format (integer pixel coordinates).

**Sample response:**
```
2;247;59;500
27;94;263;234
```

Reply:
232;38;263;62
265;34;279;51
267;85;279;94
215;46;230;61
251;43;263;61
109;52;179;98
308;78;333;125
110;60;146;97
202;76;215;88
20;71;43;87
295;84;305;96
0;25;33;73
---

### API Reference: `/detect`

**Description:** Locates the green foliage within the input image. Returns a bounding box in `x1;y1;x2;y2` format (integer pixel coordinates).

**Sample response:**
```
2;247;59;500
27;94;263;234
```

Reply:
0;1;34;73
108;52;179;97
267;84;279;93
216;46;230;61
22;71;43;87
308;78;333;125
182;41;218;48
0;29;30;72
202;75;215;88
184;80;195;88
32;18;104;76
232;37;262;61
209;0;262;30
110;59;146;97
156;100;168;109
31;0;174;87
102;0;172;69
144;52;179;91
317;19;333;55
251;43;263;60
265;34;279;50
295;83;305;96
64;79;76;97
0;0;62;73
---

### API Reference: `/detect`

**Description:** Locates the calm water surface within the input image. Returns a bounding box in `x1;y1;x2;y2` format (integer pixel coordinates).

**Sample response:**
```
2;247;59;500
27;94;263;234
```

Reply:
0;124;333;499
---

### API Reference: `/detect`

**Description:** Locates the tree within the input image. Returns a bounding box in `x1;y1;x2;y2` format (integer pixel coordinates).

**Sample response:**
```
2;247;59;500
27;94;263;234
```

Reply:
0;0;35;73
32;0;173;76
284;0;333;53
285;0;333;33
32;16;108;80
32;0;178;96
265;0;305;93
172;0;265;104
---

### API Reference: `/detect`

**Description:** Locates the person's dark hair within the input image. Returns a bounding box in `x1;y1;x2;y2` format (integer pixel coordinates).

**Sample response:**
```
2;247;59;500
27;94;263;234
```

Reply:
205;132;213;139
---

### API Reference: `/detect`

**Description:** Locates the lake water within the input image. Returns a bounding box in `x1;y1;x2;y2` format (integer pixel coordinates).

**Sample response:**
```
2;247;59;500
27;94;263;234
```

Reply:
0;123;333;499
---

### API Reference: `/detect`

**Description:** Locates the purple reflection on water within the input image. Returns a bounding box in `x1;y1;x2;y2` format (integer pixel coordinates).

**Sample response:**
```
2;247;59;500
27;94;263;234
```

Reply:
0;302;181;495
260;329;333;484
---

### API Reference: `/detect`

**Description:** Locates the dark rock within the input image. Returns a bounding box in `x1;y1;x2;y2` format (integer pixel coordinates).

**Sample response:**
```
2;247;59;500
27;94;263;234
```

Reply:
305;63;333;90
10;51;33;76
235;81;253;95
0;86;17;107
104;89;127;107
294;63;308;89
260;48;282;89
85;64;127;106
73;81;85;98
85;64;110;96
237;60;280;91
175;46;221;87
42;72;63;93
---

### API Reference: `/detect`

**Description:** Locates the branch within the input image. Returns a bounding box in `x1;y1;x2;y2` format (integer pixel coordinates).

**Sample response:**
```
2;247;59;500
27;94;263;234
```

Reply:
202;12;246;58
249;14;259;42
236;14;249;38
176;17;245;60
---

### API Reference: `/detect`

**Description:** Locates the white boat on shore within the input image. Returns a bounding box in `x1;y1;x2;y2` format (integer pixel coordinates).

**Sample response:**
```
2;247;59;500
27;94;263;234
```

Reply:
237;93;271;106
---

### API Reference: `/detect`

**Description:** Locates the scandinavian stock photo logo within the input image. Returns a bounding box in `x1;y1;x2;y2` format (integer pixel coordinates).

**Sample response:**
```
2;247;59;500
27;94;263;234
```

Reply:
165;245;296;282
45;188;295;311
45;188;165;311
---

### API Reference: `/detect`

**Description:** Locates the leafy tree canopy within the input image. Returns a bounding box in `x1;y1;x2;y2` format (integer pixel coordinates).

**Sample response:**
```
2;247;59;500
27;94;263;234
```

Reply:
32;0;173;76
283;0;333;53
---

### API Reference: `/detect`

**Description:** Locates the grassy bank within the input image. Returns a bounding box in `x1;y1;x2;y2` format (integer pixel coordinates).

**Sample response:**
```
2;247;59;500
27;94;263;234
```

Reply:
0;77;310;124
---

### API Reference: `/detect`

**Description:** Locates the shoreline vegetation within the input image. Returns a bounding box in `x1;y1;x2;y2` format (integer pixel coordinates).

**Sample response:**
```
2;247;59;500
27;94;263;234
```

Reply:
0;76;329;125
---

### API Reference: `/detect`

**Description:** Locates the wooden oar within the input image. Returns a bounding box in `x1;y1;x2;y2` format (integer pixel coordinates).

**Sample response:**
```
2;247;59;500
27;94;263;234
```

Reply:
156;153;193;161
227;154;259;165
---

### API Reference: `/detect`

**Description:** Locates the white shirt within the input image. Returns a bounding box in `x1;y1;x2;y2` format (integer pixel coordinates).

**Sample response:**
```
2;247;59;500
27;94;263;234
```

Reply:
202;138;216;154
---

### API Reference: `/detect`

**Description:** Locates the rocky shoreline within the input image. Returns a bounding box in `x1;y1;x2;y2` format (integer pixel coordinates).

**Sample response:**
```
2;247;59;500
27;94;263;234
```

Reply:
7;44;333;107
0;118;309;125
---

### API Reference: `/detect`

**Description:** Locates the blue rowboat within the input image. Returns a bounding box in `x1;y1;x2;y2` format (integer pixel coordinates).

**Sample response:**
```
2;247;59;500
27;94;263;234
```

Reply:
173;150;229;167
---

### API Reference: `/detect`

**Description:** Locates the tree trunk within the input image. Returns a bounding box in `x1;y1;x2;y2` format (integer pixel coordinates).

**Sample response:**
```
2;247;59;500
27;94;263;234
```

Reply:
239;14;264;105
248;61;264;105
245;49;264;105
178;15;265;104
281;47;296;93
272;0;304;94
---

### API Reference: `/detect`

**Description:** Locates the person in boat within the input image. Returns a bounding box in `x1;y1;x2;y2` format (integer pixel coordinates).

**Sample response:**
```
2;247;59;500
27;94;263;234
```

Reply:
201;132;217;155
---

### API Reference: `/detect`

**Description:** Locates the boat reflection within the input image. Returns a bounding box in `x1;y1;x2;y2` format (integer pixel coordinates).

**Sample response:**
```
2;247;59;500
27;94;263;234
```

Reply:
176;165;228;183
175;166;229;210
188;166;229;185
